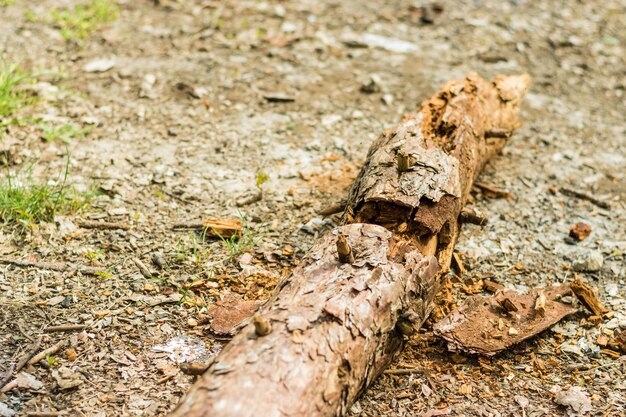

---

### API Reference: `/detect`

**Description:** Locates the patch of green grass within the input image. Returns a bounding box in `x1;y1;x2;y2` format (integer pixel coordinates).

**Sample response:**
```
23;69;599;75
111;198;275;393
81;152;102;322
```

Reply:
0;0;16;7
51;0;119;41
41;122;90;143
0;62;35;121
215;217;257;258
0;157;93;228
174;233;210;266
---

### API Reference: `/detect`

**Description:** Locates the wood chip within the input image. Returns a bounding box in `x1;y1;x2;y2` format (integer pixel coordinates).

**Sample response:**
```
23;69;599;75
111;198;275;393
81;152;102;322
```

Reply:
570;278;608;316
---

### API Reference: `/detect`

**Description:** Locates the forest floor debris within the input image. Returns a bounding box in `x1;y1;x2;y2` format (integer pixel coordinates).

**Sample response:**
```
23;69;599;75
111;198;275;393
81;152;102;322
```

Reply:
0;0;624;416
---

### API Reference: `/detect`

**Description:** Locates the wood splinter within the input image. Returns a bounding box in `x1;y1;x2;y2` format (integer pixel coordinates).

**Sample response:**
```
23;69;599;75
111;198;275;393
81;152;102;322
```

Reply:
252;314;271;336
534;289;546;317
459;207;488;226
336;235;355;264
396;151;411;172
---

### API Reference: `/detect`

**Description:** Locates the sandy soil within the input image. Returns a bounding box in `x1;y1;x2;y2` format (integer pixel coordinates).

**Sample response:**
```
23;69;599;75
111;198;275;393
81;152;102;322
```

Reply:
0;0;625;416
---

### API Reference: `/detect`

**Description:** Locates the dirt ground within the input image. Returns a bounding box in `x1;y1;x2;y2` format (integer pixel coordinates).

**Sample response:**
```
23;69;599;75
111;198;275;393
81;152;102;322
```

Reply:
1;0;625;416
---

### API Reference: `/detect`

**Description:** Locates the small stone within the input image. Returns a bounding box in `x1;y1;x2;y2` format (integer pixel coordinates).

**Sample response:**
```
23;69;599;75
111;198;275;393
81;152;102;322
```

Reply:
360;74;382;94
554;386;592;414
381;93;394;105
569;222;592;241
508;327;519;336
83;58;116;73
47;295;66;306
515;395;529;408
572;250;603;272
167;127;178;137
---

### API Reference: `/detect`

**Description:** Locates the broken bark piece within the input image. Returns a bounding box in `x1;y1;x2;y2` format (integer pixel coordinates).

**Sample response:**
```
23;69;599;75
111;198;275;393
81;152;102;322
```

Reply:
172;219;243;238
169;73;530;417
570;277;608;316
433;285;576;356
484;279;504;293
497;296;519;313
205;293;263;335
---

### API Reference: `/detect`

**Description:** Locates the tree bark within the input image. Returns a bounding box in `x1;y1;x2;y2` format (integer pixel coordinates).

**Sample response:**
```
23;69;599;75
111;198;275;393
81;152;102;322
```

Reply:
168;72;531;417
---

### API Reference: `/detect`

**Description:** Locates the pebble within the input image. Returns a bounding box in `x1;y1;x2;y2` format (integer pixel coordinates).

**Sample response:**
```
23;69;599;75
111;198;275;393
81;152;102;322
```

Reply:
360;74;382;94
572;250;603;272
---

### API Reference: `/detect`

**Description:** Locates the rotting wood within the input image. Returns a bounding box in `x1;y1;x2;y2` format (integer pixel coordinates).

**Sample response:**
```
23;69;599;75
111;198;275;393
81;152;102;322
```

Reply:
434;285;576;356
571;277;608;316
168;72;530;417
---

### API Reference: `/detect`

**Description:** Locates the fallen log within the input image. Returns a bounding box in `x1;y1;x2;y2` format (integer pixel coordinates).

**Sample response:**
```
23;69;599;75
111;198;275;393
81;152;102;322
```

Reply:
168;72;531;417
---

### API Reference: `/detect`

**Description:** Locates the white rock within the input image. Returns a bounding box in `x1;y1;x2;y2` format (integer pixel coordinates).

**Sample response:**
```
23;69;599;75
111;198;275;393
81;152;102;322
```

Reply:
0;402;16;417
83;58;116;73
572;250;603;272
554;386;592;414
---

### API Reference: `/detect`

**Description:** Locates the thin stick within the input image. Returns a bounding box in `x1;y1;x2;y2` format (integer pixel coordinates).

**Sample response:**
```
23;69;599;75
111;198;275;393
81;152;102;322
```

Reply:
45;324;87;333
559;187;611;209
28;340;66;366
0;258;106;276
474;182;513;199
384;368;424;375
77;220;131;230
0;337;42;390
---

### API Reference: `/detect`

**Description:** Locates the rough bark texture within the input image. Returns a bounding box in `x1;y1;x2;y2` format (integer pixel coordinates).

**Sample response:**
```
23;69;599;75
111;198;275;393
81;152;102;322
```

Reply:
168;73;530;417
170;224;438;417
344;72;531;273
433;284;576;356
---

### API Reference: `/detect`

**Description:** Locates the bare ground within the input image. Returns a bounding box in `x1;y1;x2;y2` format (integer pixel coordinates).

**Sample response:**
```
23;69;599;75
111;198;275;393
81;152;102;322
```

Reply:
0;0;625;416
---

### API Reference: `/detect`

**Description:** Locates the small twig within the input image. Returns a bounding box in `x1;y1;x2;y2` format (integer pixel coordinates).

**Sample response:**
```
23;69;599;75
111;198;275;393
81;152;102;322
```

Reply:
0;258;106;275
384;368;424;375
28;340;66;366
319;200;347;217
0;363;15;391
474;182;513;199
0;258;66;271
45;324;87;333
133;257;154;278
26;413;63;417
559;187;611;209
459;206;488;226
157;374;175;384
77;220;131;230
